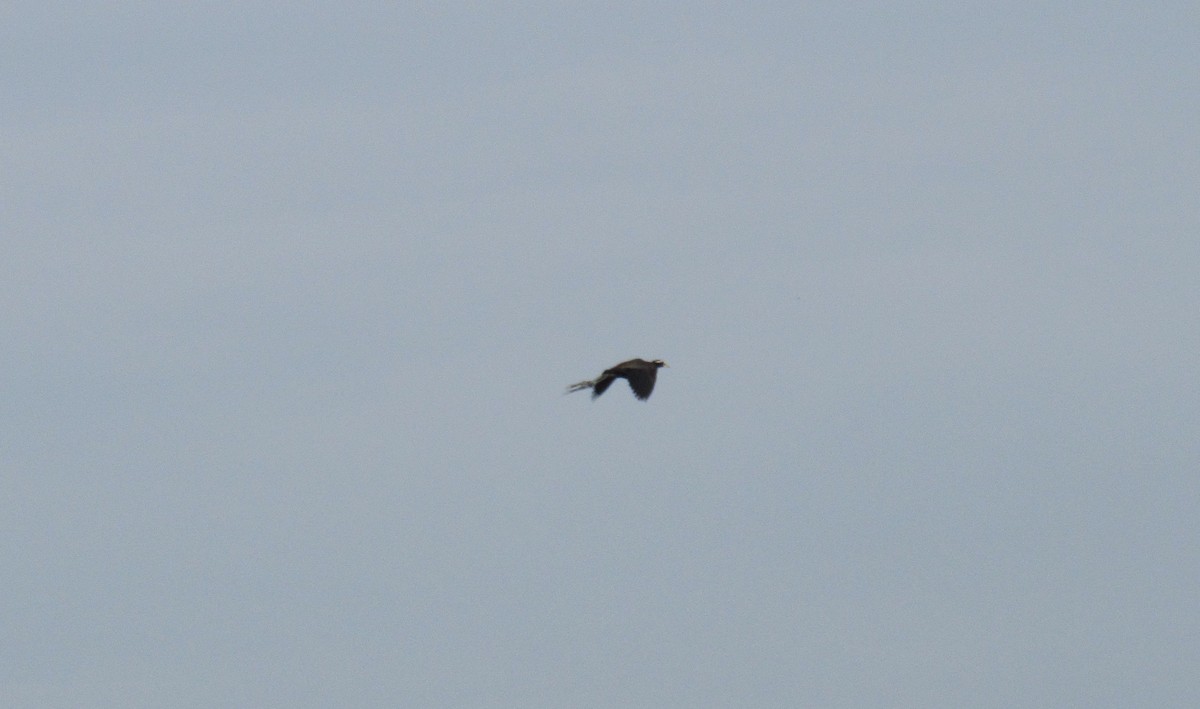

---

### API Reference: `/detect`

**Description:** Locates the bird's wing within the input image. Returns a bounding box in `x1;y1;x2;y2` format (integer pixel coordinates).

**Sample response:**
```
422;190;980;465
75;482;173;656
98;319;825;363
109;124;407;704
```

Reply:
625;368;657;400
592;373;616;398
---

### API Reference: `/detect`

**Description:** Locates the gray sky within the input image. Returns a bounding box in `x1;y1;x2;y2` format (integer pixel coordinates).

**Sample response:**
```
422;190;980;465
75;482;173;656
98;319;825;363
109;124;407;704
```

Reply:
4;3;1198;707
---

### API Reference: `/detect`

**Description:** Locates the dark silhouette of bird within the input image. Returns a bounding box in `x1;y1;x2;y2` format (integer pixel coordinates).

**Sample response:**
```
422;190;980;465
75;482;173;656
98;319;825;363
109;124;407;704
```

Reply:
566;358;669;400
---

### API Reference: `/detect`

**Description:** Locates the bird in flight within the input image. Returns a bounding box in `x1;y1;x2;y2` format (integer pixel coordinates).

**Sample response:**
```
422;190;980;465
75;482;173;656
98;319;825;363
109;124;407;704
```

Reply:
566;358;669;400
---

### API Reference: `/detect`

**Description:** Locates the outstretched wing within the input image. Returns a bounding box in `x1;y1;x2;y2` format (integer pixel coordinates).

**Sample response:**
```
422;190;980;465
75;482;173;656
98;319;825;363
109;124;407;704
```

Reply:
591;373;616;398
624;368;658;400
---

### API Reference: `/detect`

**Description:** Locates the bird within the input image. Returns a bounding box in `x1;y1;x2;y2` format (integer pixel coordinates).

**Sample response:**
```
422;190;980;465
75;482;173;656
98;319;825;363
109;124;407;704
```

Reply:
566;358;669;400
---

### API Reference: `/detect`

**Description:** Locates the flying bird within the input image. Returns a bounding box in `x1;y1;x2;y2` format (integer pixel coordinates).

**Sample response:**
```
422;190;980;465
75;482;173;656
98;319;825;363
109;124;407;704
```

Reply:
566;358;669;400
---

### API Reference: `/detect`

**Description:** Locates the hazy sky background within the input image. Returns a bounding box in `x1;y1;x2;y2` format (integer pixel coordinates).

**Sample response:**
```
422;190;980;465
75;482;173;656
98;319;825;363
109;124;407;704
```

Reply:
4;3;1198;707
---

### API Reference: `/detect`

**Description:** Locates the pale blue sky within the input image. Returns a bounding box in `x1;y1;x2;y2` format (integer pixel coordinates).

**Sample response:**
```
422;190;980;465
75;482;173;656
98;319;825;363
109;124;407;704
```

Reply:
3;3;1198;707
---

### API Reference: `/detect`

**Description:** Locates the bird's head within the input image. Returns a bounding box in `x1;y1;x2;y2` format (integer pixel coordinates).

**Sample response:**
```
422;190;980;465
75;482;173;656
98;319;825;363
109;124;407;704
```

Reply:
651;359;668;368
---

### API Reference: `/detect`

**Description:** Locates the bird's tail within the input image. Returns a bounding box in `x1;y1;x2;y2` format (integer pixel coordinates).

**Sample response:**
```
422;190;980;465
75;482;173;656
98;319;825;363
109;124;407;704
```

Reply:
565;379;594;395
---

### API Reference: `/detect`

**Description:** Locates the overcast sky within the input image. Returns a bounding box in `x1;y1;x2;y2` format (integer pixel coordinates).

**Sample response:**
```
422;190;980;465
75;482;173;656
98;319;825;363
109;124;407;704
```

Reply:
3;3;1198;707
